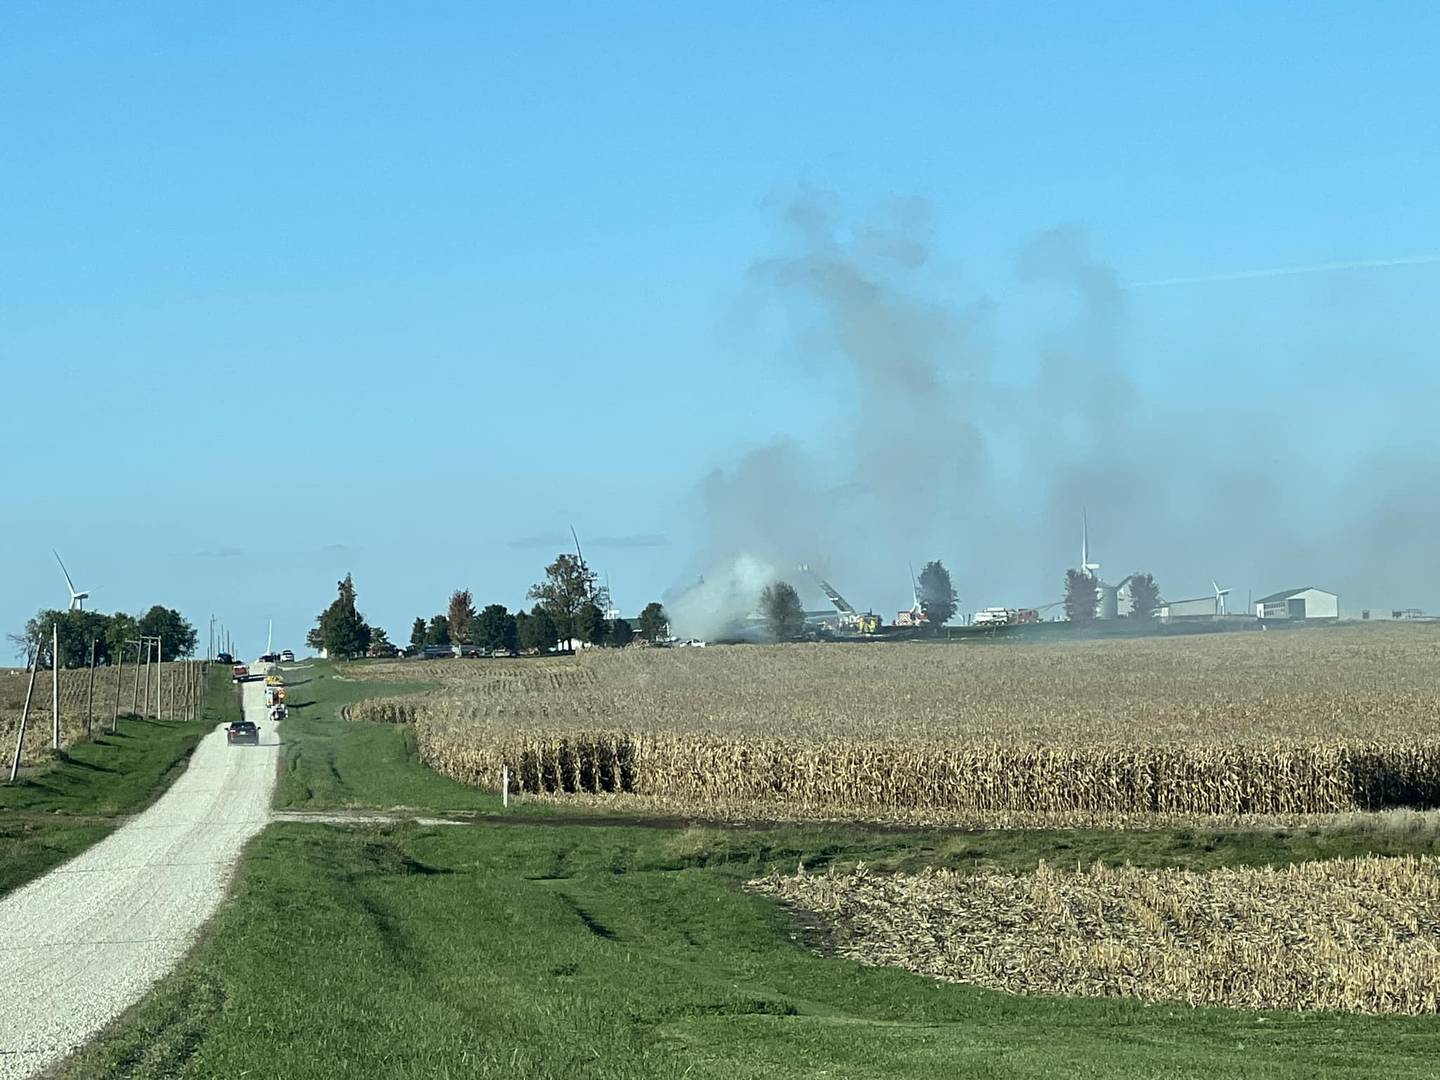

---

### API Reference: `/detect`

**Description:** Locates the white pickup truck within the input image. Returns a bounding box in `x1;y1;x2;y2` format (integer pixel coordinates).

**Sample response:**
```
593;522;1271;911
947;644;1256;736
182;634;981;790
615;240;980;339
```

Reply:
973;607;1011;627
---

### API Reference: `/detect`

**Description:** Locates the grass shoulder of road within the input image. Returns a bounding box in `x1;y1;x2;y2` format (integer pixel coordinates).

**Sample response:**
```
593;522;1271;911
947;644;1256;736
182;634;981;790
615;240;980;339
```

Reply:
0;666;239;897
275;659;502;812
56;819;1440;1080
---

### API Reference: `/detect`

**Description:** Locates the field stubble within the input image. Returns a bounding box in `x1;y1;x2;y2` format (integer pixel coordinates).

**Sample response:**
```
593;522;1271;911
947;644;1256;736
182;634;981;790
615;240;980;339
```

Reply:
347;625;1440;826
0;661;194;766
750;855;1440;1015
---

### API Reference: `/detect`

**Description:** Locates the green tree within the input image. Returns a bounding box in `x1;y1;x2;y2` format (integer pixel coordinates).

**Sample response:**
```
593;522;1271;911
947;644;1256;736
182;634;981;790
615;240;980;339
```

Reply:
609;617;635;647
11;609;107;667
576;602;607;647
1064;569;1099;626
425;614;451;647
409;617;427;650
518;604;557;653
475;604;518;652
513;610;530;651
528;554;605;647
137;606;199;661
447;589;476;645
637;601;668;643
1128;573;1160;620
760;581;806;642
917;560;958;629
307;573;373;659
371;626;392;647
105;612;138;665
10;609;154;667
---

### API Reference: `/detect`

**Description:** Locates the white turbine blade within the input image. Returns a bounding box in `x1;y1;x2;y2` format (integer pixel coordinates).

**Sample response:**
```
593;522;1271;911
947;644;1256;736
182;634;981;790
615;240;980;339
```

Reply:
53;550;78;596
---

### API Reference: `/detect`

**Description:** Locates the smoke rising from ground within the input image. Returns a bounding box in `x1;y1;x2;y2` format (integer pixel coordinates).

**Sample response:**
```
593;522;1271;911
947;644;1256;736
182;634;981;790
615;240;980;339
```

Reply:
666;191;1440;637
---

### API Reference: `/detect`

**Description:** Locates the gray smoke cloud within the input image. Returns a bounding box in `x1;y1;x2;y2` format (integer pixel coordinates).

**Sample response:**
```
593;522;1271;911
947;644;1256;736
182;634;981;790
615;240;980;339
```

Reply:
666;191;1440;637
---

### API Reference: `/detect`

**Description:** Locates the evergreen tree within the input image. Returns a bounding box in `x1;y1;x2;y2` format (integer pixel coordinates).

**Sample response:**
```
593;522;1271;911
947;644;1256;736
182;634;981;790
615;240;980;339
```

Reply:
1065;569;1099;625
475;604;519;652
425;614;451;647
308;573;373;659
760;582;806;642
576;602;607;646
1128;573;1161;620
637;601;668;643
519;604;557;653
917;560;958;629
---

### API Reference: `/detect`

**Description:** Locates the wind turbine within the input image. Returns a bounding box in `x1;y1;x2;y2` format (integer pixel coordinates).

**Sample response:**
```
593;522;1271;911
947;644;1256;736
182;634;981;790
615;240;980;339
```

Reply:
1211;579;1231;616
53;550;89;611
570;526;595;600
1081;512;1101;578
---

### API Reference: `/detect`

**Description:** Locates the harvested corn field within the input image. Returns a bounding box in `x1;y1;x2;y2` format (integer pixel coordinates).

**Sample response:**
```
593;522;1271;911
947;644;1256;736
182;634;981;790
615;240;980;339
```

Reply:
749;855;1440;1015
349;624;1440;825
0;661;198;766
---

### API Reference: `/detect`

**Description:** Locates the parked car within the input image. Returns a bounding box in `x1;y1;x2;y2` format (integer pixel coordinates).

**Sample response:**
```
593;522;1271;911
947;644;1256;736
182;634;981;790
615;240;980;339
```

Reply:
279;650;295;663
216;652;234;664
226;720;260;745
232;664;249;683
422;644;456;659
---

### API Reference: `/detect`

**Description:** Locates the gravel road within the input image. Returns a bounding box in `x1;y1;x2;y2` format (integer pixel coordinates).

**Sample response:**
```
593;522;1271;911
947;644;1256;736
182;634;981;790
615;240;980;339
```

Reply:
0;672;279;1079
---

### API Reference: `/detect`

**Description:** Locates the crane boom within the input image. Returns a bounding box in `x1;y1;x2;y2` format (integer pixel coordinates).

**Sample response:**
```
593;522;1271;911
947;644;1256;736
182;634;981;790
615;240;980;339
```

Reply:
798;564;857;616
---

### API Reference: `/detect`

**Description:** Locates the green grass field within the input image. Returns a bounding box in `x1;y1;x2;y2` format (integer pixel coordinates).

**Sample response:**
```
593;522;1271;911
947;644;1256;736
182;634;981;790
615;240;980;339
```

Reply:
52;660;1440;1078
0;665;237;897
273;663;499;812
57;820;1440;1080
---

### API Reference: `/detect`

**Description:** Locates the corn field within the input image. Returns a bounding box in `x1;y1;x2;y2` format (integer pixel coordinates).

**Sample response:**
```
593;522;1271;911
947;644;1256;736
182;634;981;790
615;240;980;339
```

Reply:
347;624;1440;825
749;855;1440;1014
0;660;198;766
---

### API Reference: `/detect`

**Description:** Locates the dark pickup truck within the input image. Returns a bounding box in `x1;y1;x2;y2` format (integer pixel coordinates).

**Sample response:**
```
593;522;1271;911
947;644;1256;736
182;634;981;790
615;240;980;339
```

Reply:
226;720;260;746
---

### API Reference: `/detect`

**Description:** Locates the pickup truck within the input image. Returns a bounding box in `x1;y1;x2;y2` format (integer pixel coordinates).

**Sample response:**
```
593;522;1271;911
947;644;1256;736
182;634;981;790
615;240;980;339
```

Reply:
232;664;249;683
226;720;260;745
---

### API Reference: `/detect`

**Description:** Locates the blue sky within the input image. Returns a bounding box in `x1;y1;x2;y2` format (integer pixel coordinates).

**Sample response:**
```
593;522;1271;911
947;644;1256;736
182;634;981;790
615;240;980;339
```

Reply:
4;3;1439;652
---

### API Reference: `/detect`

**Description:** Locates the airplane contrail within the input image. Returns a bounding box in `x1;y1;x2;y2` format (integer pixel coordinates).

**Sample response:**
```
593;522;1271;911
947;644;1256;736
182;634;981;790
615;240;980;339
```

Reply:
1125;254;1440;289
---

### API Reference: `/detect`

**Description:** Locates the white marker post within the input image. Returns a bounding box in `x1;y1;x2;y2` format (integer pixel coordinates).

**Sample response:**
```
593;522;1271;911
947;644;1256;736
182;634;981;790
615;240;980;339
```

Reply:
502;765;509;809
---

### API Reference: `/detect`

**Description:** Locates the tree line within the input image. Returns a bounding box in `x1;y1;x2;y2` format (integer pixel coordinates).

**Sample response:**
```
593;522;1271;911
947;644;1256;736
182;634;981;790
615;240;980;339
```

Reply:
306;557;671;660
8;606;198;668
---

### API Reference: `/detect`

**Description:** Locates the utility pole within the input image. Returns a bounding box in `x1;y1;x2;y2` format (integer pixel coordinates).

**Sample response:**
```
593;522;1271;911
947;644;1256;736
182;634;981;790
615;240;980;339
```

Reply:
51;622;60;752
9;652;40;783
85;638;98;736
129;638;143;715
141;639;152;718
113;641;127;733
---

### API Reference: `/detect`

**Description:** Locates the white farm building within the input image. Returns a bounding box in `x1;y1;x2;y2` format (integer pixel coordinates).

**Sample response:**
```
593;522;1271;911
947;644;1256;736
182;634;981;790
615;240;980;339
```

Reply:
1157;596;1218;618
1254;587;1339;621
